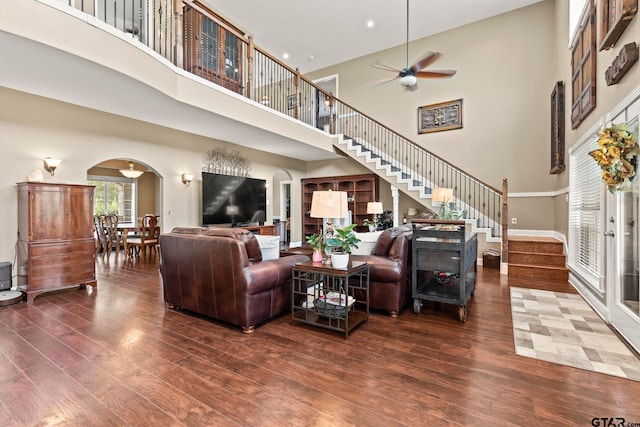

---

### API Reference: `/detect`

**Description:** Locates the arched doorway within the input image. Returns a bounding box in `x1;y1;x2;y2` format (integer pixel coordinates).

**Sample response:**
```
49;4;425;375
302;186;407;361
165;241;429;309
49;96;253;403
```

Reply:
87;159;162;226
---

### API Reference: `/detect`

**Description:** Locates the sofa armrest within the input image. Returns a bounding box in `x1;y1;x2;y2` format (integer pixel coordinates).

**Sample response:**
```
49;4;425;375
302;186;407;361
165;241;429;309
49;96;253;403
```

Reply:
352;255;402;283
246;255;309;294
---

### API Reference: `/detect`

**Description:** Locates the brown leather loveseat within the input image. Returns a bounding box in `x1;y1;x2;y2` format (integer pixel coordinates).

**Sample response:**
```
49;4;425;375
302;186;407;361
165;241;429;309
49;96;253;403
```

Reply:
159;227;308;333
351;225;412;317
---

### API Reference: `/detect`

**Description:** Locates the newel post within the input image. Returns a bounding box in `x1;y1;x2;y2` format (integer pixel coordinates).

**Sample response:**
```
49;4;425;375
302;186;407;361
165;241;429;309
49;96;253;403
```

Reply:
173;0;183;68
246;36;255;100
327;92;335;134
294;68;301;120
501;178;509;272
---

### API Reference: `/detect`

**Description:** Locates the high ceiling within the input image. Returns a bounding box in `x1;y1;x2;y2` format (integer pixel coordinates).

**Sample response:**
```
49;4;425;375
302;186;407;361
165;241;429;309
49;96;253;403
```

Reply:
204;0;544;73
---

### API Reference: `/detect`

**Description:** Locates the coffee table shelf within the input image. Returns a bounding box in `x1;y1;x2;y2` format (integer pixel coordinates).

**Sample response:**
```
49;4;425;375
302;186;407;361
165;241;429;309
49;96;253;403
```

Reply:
292;260;369;339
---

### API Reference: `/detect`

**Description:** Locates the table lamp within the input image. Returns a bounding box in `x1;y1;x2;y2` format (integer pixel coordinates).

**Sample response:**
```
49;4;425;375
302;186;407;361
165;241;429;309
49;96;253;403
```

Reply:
310;190;348;235
366;202;383;229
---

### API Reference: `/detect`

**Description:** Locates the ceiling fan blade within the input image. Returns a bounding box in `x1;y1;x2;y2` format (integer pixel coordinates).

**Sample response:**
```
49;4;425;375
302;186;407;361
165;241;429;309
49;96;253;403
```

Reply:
410;51;439;73
367;76;400;87
371;60;402;73
415;70;457;79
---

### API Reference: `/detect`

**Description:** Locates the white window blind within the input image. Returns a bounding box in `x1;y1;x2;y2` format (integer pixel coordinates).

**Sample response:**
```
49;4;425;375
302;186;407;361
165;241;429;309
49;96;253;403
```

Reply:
568;129;603;291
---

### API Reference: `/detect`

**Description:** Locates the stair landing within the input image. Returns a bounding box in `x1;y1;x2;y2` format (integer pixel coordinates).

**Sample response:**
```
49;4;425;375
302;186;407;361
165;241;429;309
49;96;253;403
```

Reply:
508;236;568;281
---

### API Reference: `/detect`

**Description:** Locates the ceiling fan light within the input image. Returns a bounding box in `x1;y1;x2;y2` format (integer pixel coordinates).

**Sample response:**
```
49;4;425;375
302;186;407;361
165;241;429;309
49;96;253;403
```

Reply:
399;75;417;88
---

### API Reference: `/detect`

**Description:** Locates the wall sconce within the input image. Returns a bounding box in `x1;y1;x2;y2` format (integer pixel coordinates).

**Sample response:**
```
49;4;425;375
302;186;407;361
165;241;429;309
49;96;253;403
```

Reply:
181;173;194;187
43;157;61;176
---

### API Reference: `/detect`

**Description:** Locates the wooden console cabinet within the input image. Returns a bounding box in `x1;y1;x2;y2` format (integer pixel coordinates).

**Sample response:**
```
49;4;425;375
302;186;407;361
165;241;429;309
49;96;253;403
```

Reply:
239;224;276;235
17;182;96;303
301;174;379;237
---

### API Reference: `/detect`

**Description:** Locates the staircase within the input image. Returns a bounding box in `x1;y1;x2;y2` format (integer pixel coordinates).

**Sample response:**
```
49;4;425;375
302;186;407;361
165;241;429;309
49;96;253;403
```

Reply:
335;137;503;244
508;236;569;281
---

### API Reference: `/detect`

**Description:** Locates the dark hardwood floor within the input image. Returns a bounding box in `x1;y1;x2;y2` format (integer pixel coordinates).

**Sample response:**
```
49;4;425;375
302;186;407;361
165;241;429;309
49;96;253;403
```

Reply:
2;254;640;426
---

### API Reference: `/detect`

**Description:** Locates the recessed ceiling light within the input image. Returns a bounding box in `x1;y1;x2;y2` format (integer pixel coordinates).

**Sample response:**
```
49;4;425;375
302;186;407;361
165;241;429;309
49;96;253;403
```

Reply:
366;20;375;28
283;52;289;59
308;55;315;61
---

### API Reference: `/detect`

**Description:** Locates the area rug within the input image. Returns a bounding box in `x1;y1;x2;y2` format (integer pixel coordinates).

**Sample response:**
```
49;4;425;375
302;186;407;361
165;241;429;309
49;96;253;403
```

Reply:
510;287;640;381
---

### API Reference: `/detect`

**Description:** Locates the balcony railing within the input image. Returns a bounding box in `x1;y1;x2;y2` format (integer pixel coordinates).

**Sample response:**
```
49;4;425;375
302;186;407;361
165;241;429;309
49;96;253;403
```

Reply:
56;0;508;244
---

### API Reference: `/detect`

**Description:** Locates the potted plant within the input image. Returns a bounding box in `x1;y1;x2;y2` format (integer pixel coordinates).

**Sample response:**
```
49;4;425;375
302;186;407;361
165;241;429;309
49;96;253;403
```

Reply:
305;232;324;263
324;224;360;268
363;218;380;232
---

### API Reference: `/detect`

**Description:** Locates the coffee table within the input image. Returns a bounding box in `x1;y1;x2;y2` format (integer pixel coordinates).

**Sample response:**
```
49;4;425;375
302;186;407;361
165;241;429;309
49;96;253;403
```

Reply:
291;260;369;339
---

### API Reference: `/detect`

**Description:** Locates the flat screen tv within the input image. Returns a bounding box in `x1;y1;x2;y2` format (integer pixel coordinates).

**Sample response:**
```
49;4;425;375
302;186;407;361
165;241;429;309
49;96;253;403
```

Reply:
202;172;267;226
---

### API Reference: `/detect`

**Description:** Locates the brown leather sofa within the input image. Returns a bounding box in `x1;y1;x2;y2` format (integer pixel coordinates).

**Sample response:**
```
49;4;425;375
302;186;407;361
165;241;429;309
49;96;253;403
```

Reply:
351;225;412;317
159;227;309;333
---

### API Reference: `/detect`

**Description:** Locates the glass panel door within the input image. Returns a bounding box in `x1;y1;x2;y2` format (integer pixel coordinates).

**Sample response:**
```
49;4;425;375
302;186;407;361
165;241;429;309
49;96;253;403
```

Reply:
610;182;640;351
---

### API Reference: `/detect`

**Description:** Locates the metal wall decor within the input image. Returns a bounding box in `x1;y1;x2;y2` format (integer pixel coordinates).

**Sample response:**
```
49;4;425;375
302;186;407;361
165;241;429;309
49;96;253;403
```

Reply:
418;98;463;134
203;147;252;177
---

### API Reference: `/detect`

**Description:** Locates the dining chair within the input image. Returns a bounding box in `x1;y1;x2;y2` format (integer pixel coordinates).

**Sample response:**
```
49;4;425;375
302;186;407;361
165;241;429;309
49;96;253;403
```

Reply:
102;214;125;259
93;214;108;256
126;214;160;258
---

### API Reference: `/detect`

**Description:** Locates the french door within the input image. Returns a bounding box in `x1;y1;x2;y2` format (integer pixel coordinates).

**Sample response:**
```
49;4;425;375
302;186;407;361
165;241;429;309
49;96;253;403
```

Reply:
605;176;640;352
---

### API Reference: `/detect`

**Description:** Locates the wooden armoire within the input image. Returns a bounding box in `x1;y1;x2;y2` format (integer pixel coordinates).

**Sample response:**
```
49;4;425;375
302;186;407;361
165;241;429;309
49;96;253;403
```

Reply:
17;182;96;303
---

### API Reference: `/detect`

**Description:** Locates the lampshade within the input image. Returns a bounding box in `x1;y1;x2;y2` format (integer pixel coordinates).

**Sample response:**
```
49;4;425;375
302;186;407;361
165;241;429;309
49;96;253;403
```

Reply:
432;188;454;203
120;161;144;179
310;191;348;219
366;202;384;214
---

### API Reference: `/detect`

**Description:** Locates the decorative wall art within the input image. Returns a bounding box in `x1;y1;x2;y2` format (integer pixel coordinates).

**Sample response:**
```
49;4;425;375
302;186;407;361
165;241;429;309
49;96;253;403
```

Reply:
570;0;596;129
203;147;252;177
597;0;638;51
287;94;296;110
605;42;639;85
550;81;565;174
418;98;463;134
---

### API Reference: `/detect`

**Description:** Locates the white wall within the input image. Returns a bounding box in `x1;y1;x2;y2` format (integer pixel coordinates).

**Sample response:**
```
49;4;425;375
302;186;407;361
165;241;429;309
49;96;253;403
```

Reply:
0;87;308;263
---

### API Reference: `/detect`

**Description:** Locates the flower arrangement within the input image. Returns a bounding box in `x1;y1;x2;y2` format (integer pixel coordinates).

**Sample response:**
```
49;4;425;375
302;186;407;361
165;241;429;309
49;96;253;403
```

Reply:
589;123;638;193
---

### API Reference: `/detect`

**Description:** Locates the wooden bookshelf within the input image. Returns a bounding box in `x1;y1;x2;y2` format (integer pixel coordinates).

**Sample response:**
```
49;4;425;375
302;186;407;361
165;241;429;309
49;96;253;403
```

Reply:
301;174;379;237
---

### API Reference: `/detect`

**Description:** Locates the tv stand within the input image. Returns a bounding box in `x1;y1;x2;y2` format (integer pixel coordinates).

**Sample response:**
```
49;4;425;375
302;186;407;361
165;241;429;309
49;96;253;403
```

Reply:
239;225;276;235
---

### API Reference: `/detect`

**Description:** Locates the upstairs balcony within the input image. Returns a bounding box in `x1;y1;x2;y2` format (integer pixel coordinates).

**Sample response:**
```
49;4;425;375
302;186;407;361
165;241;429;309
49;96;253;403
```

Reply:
1;0;507;245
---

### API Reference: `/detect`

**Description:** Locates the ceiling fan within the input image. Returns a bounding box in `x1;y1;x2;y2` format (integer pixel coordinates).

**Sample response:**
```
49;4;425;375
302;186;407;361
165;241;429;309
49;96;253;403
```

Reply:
369;0;457;92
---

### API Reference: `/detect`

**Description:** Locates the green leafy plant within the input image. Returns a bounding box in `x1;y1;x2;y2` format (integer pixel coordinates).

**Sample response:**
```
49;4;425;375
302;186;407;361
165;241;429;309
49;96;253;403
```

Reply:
363;218;380;230
325;224;360;253
305;232;323;250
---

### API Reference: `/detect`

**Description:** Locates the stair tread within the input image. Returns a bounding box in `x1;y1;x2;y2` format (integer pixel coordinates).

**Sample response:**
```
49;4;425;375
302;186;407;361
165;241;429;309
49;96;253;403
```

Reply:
509;263;568;271
508;236;562;243
509;250;565;256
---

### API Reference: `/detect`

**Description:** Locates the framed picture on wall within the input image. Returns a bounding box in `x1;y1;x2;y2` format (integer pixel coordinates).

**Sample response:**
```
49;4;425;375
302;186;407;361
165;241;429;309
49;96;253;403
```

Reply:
418;99;463;134
287;94;296;110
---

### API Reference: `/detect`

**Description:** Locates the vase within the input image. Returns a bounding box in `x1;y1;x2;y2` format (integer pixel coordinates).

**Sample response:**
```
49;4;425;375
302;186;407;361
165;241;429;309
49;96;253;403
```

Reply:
330;252;349;269
312;249;323;263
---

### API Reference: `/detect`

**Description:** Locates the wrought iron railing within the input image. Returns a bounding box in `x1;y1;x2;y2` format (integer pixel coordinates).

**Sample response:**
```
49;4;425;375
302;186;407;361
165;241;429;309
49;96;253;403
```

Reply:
56;0;506;241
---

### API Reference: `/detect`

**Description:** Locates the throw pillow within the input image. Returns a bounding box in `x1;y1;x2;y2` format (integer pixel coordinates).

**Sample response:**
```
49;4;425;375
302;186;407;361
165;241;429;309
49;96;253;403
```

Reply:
351;231;383;255
254;234;281;260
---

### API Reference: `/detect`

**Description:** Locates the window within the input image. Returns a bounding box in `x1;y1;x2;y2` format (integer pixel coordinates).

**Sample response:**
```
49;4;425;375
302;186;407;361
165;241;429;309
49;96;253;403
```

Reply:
88;176;136;224
568;125;603;291
183;6;243;93
570;0;596;129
